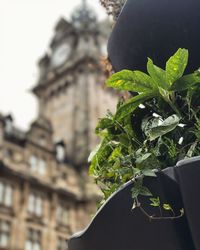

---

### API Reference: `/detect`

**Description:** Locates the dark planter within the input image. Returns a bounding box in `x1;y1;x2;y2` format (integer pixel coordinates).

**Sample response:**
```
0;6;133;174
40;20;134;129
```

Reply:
68;157;200;250
108;0;200;73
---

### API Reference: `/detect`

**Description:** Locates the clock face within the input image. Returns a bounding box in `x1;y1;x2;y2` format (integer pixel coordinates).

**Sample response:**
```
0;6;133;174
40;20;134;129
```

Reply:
101;44;108;56
52;43;71;67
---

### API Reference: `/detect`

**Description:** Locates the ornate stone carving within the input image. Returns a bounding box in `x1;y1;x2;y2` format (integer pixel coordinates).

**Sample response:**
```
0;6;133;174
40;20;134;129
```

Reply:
71;0;97;30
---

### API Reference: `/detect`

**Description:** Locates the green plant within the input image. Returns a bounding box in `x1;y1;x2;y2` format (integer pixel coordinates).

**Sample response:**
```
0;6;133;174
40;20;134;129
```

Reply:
89;48;200;216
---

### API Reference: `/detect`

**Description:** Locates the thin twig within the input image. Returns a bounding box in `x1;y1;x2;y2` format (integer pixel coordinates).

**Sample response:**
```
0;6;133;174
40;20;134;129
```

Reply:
137;205;184;221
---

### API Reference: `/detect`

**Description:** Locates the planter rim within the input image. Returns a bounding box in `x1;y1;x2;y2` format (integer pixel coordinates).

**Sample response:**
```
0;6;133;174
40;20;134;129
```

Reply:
70;156;200;246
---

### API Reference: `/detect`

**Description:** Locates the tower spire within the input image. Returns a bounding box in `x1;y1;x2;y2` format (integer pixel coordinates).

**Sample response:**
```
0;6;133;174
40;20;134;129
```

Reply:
82;0;86;7
71;0;97;29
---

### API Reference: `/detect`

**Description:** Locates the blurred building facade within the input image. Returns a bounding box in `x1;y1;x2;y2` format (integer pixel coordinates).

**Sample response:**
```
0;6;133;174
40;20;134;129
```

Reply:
0;1;118;250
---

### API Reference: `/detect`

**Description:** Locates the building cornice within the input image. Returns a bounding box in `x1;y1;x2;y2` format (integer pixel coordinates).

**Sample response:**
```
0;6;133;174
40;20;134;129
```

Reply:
0;162;73;197
32;55;101;96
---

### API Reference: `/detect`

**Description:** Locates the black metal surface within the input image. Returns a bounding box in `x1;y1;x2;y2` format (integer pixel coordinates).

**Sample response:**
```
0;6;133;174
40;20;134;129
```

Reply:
108;0;200;73
175;157;200;249
68;157;200;250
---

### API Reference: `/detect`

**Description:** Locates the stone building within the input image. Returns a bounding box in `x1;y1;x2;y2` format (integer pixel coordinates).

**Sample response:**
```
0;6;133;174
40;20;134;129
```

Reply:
0;1;118;250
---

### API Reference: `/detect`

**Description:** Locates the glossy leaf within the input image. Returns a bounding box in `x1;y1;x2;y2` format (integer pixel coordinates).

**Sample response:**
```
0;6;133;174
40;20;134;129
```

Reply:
106;70;154;92
147;58;169;90
166;48;189;85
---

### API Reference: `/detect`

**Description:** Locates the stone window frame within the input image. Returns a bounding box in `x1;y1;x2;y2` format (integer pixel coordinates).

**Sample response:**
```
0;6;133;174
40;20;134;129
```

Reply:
25;228;42;250
56;202;70;227
27;190;44;218
0;179;14;208
0;219;11;248
29;155;47;176
57;237;68;250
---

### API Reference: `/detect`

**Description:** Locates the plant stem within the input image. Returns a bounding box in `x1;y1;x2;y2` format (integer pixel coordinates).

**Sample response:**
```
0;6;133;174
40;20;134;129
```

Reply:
167;99;182;118
137;205;184;221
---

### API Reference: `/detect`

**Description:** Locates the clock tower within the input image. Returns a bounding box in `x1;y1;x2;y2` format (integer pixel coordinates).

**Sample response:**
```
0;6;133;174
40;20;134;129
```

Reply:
32;1;118;167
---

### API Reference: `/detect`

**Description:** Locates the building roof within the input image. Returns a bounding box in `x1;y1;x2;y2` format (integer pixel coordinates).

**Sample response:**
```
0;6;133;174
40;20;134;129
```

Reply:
30;116;53;133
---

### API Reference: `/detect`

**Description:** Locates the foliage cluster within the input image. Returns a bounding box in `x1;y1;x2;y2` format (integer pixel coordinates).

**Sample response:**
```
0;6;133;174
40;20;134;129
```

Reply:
89;49;200;208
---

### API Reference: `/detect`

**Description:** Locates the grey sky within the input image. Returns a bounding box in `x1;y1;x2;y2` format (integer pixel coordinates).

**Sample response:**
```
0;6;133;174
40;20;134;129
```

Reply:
0;0;106;129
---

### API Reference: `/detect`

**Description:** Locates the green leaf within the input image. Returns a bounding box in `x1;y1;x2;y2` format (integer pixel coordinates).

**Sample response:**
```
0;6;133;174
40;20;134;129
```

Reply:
119;167;134;182
143;114;180;141
132;168;141;176
131;187;141;199
131;178;152;198
123;114;137;138
170;73;200;91
150;197;160;207
95;118;113;134
163;203;172;211
166;48;189;85
106;70;154;92
139;186;152;197
142;169;157;177
131;178;143;199
147;58;169;89
89;139;114;175
115;92;156;121
108;147;122;162
88;143;101;162
117;134;130;147
135;153;152;164
134;177;143;188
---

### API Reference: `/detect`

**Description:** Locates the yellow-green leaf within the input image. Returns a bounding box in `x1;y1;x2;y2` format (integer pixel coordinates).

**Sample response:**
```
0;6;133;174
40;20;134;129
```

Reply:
147;58;169;90
166;48;189;85
163;204;172;211
106;70;155;92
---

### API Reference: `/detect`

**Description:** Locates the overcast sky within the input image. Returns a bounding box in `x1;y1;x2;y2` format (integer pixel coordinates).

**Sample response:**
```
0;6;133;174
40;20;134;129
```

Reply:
0;0;106;130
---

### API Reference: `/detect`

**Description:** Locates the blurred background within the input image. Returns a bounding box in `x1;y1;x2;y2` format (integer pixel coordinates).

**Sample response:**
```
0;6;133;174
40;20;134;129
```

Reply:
0;0;119;249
